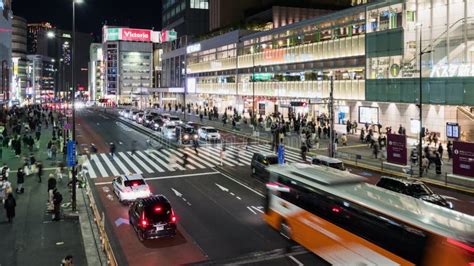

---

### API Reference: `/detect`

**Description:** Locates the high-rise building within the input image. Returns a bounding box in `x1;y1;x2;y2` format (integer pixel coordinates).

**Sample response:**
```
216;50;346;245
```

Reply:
27;22;53;55
11;15;27;101
89;43;103;101
162;0;209;38
26;54;55;102
0;0;13;102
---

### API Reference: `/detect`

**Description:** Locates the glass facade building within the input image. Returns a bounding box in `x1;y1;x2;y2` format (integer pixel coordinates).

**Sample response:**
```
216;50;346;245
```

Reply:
177;0;474;140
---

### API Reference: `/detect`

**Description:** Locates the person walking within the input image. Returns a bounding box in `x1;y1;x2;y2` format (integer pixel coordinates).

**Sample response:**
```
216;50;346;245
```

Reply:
437;144;444;161
36;161;43;183
52;187;63;221
447;141;453;161
51;143;57;161
435;152;442;175
421;156;429;176
410;148;418;165
130;140;137;156
16;168;25;194
373;143;379;159
61;255;74;266
193;139;199;155
1;163;9;180
109;142;116;158
300;143;308;162
4;193;16;223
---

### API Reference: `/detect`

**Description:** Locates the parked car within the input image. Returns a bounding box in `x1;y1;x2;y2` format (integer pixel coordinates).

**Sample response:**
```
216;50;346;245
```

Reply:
168;116;182;125
162;124;177;139
198;127;221;142
130;110;140;120
143;115;156;127
376;176;453;208
311;155;346;171
112;174;152;204
251;152;279;180
179;124;198;144
128;195;177;241
135;112;145;124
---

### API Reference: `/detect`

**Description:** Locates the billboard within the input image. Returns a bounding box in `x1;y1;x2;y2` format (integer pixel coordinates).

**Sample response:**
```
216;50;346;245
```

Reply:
103;27;177;43
120;28;151;42
387;134;407;165
453;141;474;177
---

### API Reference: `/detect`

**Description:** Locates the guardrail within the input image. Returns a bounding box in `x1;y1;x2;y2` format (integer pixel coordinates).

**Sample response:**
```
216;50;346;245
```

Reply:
85;181;118;266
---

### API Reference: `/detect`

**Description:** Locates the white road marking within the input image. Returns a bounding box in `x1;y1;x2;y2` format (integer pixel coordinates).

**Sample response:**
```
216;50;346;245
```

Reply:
288;255;304;266
136;151;165;173
252;206;264;214
146;151;177;171
100;153;120;176
216;183;229;192
127;151;154;173
247;206;257;215
171;188;183;197
91;154;108;177
215;169;265;197
118;152;143;174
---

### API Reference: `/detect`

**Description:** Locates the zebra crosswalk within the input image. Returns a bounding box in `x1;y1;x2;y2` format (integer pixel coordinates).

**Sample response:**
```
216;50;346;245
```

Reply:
83;144;304;179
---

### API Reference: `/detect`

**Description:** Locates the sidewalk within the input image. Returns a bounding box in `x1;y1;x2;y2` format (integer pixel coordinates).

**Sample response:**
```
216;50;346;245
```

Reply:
0;120;87;266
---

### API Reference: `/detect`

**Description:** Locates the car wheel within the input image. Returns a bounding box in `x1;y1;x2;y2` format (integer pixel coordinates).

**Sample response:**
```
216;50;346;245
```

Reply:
138;230;146;242
279;220;292;240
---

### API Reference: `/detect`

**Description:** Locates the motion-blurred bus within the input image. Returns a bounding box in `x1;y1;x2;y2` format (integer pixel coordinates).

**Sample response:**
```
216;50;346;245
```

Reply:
264;163;473;266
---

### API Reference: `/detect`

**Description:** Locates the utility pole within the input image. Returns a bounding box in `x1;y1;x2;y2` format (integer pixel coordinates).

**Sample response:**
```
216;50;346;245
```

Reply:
329;76;335;158
71;0;77;211
252;50;256;120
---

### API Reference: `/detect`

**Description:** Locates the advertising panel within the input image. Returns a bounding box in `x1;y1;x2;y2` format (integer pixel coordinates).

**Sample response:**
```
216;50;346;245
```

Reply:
387;134;407;165
446;123;460;139
359;106;379;124
453;141;474;177
120;28;151;42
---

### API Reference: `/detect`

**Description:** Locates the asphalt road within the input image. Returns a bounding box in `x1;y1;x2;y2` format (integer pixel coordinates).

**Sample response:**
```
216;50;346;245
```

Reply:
78;108;474;265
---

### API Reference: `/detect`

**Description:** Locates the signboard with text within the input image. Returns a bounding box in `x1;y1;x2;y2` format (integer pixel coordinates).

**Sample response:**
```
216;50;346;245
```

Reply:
387;134;407;165
446;123;460;139
453;141;474;177
103;27;177;44
66;140;76;167
120;28;152;42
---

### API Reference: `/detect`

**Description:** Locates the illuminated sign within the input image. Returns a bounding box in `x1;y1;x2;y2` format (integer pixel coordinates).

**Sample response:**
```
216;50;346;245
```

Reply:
103;27;177;43
121;28;151;42
430;64;474;77
62;33;72;38
187;43;201;54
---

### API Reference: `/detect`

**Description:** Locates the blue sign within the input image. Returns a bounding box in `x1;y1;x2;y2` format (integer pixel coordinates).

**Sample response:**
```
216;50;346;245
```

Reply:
277;144;285;165
67;140;76;167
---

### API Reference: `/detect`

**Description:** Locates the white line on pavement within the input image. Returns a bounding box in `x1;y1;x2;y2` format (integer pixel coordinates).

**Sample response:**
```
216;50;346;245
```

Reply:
288;255;304;266
214;169;264;198
247;206;257;215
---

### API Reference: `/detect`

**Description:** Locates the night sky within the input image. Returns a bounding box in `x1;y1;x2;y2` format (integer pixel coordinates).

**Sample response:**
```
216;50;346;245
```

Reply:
12;0;162;37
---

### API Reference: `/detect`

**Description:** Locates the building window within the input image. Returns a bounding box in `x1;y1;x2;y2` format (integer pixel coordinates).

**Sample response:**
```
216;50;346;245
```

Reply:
190;0;208;9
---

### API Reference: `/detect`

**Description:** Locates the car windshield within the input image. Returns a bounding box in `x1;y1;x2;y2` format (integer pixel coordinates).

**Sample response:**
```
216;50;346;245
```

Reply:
124;179;146;187
266;157;279;165
184;127;195;134
144;202;172;223
410;184;432;196
329;162;345;170
170;117;180;121
206;128;217;133
166;126;176;129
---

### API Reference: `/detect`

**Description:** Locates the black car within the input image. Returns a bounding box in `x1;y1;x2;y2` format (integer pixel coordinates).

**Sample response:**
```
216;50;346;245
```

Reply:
143;115;156;127
251;152;279;180
152;117;165;131
128;195;177;241
179;125;198;144
376;176;453;208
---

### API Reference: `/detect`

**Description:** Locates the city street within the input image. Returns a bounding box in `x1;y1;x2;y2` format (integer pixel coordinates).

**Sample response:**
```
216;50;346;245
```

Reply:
76;108;474;265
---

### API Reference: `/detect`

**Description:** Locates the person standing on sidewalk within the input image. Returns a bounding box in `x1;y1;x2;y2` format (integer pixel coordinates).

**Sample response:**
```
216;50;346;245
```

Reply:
437;144;444;161
16;168;25;194
4;193;16;223
52;188;63;221
447;141;453;161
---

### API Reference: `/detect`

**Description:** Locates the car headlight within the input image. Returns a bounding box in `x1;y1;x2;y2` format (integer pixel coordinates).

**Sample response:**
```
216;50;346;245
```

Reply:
193;134;198;139
184;135;189;140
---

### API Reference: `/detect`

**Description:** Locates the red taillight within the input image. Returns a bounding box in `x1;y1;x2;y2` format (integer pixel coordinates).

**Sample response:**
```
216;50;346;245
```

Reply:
132;182;139;187
154;207;162;213
447;238;474;253
171;209;177;223
140;211;148;228
332;207;341;213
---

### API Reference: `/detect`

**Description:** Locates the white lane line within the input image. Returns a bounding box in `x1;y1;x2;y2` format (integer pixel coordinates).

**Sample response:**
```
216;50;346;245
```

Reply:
251;206;264;214
289;255;304;266
214;168;264;197
118;152;143;174
91;154;108;177
100;153;121;176
94;171;220;185
247;206;257;215
127;151;154;173
109;154;132;175
136;151;165;173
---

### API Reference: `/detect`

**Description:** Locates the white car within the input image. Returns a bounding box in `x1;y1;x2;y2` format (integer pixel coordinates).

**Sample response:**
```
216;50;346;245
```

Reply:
112;174;152;203
198;127;221;141
130;110;140;120
162;124;177;139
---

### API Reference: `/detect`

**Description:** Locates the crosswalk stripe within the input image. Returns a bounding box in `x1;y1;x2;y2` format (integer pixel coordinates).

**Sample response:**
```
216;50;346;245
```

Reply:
166;149;198;170
100;153;121;176
162;149;196;170
91;154;109;177
110;154;132;175
245;145;300;163
225;146;252;164
182;148;217;168
204;147;238;167
159;149;187;170
118;152;143;174
127;152;154;173
209;146;247;166
145;151;176;171
226;146;253;160
83;161;97;179
167;149;206;169
136;151;165;173
184;147;223;167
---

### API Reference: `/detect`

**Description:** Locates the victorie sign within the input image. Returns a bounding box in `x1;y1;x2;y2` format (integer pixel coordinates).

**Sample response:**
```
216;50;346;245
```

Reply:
120;29;151;42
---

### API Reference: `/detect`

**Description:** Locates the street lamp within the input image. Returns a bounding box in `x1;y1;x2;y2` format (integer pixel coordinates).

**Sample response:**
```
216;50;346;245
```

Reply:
47;31;55;39
417;24;432;178
71;0;83;211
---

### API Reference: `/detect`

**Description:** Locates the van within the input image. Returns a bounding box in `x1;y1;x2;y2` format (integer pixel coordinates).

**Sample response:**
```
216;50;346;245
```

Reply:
251;152;279;180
